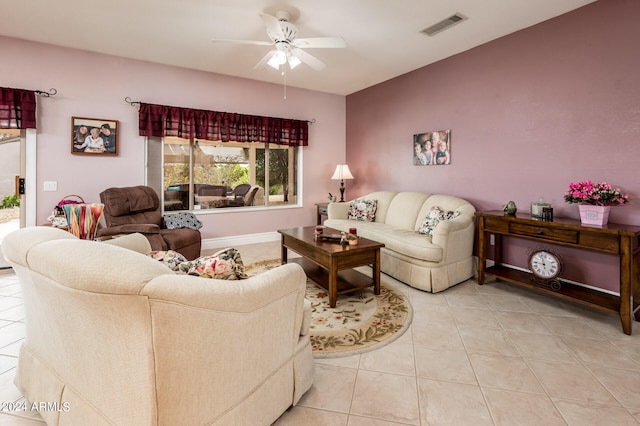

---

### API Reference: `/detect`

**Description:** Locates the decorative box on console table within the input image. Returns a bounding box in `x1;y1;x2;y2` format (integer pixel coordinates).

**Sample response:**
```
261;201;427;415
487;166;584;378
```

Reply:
476;211;640;335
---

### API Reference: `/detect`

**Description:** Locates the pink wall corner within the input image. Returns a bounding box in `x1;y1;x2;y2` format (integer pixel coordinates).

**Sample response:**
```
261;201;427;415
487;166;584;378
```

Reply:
2;36;346;239
345;0;640;292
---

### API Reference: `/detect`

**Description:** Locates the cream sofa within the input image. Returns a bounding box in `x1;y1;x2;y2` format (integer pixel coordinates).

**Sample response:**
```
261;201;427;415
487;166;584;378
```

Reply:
325;191;476;293
2;226;313;426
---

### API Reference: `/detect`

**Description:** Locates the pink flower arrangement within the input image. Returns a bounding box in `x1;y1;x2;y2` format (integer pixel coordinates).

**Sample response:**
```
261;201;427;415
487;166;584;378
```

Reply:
564;180;629;206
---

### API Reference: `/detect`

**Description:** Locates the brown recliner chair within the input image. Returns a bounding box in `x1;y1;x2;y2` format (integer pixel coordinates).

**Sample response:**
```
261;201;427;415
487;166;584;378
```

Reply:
97;185;201;260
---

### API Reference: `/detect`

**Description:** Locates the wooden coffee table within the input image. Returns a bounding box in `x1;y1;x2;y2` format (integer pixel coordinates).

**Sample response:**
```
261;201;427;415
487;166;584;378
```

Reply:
278;226;385;308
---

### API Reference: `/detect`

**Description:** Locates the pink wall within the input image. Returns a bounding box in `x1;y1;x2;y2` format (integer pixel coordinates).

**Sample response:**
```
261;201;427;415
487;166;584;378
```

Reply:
1;36;346;239
3;1;637;290
345;0;640;291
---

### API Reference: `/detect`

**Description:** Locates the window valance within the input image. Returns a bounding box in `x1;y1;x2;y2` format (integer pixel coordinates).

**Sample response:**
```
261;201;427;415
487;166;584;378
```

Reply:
0;87;36;129
138;103;308;146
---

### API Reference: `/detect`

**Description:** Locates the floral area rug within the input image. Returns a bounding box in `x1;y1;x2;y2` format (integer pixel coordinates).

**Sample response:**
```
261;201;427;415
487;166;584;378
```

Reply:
245;259;413;358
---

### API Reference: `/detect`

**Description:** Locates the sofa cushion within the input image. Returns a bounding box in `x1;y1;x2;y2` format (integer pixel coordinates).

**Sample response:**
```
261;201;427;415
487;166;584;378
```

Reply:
358;191;397;223
385;192;430;229
176;248;248;280
324;220;443;262
374;228;444;261
418;206;461;237
326;219;395;240
348;199;377;222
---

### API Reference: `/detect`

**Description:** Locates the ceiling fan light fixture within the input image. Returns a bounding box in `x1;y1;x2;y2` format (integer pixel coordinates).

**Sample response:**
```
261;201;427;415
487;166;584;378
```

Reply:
275;50;287;64
288;55;301;69
267;55;280;69
267;50;288;69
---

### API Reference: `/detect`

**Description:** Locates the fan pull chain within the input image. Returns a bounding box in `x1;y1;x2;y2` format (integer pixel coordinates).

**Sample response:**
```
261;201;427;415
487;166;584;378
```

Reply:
282;66;287;99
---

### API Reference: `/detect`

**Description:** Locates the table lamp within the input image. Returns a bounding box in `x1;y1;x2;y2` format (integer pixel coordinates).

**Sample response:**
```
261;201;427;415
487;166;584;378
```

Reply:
331;164;354;202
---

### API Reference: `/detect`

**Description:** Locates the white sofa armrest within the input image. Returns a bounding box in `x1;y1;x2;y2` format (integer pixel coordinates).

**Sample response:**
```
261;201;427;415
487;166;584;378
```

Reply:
140;262;308;423
431;215;472;236
431;217;475;263
327;202;350;219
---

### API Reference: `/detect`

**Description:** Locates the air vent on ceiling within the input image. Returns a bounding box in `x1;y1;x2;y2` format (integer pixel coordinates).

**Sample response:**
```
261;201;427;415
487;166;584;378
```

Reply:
420;13;467;36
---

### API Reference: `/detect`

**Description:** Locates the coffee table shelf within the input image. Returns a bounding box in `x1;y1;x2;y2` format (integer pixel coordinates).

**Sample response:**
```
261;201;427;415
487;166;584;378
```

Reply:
289;257;375;296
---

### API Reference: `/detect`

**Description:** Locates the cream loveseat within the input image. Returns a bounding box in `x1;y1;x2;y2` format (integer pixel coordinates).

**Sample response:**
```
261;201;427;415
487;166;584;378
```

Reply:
2;226;313;426
325;191;476;293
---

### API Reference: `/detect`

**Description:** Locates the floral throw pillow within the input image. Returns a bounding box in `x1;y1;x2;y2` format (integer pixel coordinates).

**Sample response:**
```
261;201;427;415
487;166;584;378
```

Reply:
418;206;461;237
348;199;377;222
147;250;188;271
176;248;248;280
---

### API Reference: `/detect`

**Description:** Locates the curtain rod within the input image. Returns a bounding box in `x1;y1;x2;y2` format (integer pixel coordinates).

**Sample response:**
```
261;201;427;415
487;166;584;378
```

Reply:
124;96;140;106
34;88;57;97
124;97;315;124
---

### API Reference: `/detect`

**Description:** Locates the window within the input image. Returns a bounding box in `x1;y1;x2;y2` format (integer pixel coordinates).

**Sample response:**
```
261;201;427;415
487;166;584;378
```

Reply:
148;137;299;212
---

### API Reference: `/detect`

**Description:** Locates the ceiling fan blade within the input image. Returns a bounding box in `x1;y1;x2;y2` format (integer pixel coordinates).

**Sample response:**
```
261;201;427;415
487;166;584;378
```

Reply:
259;13;285;41
293;37;347;49
291;48;326;71
253;50;276;70
211;38;272;46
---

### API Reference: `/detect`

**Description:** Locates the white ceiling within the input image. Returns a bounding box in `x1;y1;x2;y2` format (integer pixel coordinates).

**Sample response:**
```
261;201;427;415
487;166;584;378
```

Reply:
2;0;597;96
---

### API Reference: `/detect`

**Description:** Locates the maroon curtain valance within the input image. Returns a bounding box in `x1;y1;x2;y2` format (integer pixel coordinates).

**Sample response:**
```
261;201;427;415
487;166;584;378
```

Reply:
0;87;36;129
138;103;308;146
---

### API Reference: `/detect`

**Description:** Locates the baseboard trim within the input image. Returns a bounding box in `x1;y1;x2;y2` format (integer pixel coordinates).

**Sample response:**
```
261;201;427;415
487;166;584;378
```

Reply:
201;231;280;251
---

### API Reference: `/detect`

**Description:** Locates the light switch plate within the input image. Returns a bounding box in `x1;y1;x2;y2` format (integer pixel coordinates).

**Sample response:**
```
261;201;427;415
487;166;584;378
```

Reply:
43;181;57;191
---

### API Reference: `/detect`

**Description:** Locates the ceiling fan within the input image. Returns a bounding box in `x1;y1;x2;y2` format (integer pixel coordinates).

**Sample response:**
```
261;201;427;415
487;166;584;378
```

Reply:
211;11;346;71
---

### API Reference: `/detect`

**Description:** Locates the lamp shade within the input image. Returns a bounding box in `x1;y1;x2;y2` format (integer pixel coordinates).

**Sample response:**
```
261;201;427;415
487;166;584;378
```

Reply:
331;164;354;180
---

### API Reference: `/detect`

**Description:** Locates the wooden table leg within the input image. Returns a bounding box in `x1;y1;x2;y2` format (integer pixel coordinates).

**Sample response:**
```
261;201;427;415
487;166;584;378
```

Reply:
329;259;338;308
373;249;381;295
633;249;640;322
281;236;288;265
477;217;486;285
619;236;632;335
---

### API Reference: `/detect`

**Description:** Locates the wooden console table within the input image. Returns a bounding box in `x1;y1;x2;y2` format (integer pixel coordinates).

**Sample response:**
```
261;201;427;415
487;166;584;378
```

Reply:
316;203;329;225
476;211;640;335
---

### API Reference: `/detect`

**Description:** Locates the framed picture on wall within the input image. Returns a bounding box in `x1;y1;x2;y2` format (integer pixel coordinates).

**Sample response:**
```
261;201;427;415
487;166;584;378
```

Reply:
71;117;118;156
413;129;451;165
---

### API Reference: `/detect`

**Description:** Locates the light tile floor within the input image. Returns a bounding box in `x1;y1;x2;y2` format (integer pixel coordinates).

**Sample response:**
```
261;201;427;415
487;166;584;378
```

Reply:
1;241;639;425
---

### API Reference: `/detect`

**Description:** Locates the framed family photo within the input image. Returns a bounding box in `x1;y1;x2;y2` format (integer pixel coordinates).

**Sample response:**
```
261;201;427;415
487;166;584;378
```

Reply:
71;117;118;156
413;129;451;166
